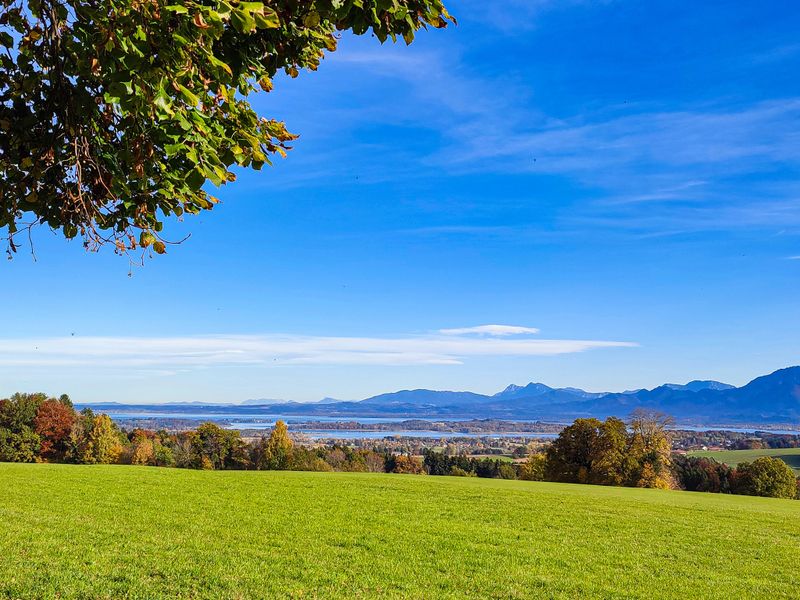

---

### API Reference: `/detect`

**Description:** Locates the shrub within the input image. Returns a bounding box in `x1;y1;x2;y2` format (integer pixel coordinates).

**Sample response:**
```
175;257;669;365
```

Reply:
449;466;475;477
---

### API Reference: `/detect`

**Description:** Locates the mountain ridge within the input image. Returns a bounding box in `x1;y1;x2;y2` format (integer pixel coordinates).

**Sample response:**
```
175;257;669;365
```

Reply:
78;367;800;425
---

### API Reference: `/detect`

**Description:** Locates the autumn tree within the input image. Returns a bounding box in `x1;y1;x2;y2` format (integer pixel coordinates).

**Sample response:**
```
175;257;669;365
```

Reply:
255;419;293;470
628;409;674;489
68;410;123;464
390;454;425;475
33;398;75;460
518;452;546;481
671;455;734;493
0;0;451;254
128;429;156;465
324;447;347;471
362;450;386;473
91;414;123;463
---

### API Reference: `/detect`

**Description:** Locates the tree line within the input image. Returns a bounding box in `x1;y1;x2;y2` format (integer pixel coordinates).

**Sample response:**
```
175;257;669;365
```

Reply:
1;393;797;499
515;411;798;500
0;394;390;473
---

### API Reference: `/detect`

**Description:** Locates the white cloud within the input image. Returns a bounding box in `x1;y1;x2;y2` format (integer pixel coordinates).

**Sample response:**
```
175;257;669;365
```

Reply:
0;330;635;370
438;325;541;336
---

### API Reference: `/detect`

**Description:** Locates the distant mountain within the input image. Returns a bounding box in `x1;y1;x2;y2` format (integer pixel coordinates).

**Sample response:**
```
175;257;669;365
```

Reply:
362;389;491;407
663;380;735;392
561;367;799;423
349;367;797;423
493;382;608;401
240;398;287;405
80;367;800;425
493;383;553;399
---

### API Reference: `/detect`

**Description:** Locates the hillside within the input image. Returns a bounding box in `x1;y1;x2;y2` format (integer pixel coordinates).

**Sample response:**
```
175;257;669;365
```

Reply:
2;464;799;599
688;448;800;475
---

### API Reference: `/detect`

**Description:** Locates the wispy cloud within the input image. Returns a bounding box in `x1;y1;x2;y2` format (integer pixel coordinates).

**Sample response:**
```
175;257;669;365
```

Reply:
440;99;800;179
458;0;615;33
263;20;800;238
0;329;635;370
439;325;541;336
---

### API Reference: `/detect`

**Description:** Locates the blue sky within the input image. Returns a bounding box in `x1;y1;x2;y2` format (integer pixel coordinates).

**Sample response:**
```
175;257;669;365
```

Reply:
2;0;800;403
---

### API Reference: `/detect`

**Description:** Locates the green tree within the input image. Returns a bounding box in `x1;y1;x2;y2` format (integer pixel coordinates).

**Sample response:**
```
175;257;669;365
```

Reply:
497;463;516;480
0;0;451;254
189;422;249;469
0;392;52;462
449;466;475;477
0;392;48;431
289;446;332;472
544;417;631;485
0;427;40;462
734;457;797;499
152;442;176;468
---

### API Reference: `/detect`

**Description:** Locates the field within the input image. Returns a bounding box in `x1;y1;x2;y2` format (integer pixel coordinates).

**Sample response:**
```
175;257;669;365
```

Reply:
688;447;800;475
1;464;799;599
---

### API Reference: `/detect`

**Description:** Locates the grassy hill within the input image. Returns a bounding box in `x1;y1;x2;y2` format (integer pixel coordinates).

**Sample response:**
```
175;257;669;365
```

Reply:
688;448;800;475
1;464;799;599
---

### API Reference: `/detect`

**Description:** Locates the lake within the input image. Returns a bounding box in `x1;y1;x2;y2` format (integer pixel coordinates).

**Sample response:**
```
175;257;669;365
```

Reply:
99;409;800;438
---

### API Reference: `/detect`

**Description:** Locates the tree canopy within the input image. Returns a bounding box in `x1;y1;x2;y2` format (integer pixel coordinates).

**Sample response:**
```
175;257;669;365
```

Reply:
733;456;797;499
544;412;675;489
0;0;452;254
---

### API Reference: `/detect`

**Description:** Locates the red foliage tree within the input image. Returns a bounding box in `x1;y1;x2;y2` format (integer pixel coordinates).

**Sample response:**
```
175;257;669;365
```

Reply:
33;400;75;460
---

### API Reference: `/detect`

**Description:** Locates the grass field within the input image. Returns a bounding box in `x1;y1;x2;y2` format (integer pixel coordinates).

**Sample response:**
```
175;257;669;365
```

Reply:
688;447;800;475
1;464;799;599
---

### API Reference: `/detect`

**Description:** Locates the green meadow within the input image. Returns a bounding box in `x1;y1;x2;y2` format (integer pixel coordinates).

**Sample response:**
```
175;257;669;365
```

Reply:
1;463;799;599
688;447;800;475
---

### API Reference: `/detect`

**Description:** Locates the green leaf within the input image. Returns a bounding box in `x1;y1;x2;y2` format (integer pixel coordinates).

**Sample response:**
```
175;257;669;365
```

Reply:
165;143;184;156
254;9;280;29
107;81;132;99
177;84;199;106
231;8;256;33
204;164;224;186
186;167;206;190
154;93;174;116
